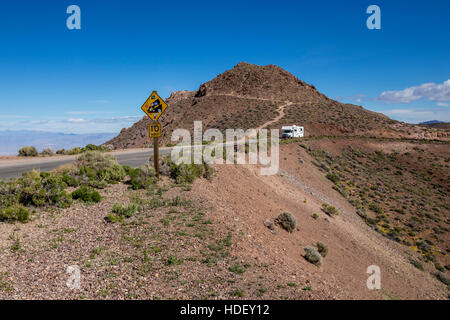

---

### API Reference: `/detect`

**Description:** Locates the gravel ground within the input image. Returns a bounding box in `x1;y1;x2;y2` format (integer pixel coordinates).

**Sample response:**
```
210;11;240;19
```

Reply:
0;147;447;300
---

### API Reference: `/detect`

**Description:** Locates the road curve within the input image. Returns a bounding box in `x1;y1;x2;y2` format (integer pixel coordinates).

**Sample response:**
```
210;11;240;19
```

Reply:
0;142;245;180
0;149;172;180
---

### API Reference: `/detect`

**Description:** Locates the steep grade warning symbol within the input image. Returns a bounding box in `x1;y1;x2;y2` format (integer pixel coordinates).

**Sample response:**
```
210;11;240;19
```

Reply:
140;91;168;121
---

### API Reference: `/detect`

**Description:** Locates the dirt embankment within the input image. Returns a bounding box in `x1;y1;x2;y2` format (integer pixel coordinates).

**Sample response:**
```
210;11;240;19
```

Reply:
0;142;447;299
192;144;447;299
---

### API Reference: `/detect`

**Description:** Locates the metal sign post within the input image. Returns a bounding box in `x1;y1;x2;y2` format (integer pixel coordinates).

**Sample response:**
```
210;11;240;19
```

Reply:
154;136;159;179
140;91;168;179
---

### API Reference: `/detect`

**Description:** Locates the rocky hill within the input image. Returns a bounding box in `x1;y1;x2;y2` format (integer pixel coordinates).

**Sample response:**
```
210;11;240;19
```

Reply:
106;62;449;148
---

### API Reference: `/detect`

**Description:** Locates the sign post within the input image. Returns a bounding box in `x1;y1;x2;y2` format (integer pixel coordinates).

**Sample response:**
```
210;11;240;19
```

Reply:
154;136;159;179
140;91;168;179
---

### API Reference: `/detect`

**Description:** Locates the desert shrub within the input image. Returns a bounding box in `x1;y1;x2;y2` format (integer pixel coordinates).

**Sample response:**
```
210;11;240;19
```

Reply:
434;272;450;286
170;162;205;184
416;241;432;254
229;263;245;274
105;213;124;223
326;172;339;184
0;204;29;223
126;167;155;190
60;172;81;187
71;185;101;203
229;289;244;297
276;212;296;233
166;255;184;265
111;203;139;218
165;157;214;183
159;156;174;176
321;203;339;216
67;147;82;155
159;156;213;183
105;203;139;223
38;173;73;208
0;170;73;213
122;165;133;175
12;171;72;208
0;154;129;221
74;151;125;187
84;144;102;151
56;149;66;155
369;202;384;214
75;151;116;171
149;197;164;209
203;162;215;181
40;148;54;156
18;146;38;157
434;263;445;272
316;242;328;257
100;164;126;183
304;246;322;266
0;181;15;209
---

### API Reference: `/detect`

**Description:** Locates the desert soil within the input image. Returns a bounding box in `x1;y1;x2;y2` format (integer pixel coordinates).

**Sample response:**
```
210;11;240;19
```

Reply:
0;144;447;300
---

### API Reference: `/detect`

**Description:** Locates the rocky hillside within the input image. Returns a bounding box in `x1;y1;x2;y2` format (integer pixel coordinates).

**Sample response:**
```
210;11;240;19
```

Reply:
106;62;449;148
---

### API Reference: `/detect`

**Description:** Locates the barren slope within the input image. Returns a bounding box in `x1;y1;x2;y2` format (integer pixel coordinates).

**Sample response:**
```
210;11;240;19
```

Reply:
0;145;447;299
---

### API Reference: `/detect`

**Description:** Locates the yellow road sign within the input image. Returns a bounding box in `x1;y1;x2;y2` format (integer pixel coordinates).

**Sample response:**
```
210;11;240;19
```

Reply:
141;91;168;121
149;122;162;138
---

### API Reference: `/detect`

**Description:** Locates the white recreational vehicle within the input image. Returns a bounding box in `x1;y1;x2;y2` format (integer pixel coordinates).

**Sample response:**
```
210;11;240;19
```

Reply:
281;125;304;138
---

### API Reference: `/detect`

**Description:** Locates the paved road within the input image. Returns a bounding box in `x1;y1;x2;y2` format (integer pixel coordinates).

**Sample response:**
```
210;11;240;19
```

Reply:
0;142;237;180
0;149;172;180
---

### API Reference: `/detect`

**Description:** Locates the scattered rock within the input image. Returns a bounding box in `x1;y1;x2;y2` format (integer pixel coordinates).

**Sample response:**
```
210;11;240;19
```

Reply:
264;220;275;231
275;212;297;233
304;246;322;266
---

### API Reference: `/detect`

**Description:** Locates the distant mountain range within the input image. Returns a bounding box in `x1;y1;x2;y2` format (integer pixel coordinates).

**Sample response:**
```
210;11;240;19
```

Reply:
419;120;445;125
418;121;450;130
0;130;116;155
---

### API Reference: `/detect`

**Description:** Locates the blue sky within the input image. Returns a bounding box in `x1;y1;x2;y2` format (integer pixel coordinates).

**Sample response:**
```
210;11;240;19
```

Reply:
0;0;449;134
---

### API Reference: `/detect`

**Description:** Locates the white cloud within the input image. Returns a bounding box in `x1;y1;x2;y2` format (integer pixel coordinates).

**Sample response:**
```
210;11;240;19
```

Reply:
94;116;141;123
67;110;116;115
66;118;87;123
335;94;366;103
0;116;143;134
383;108;450;123
437;102;449;107
379;79;450;103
